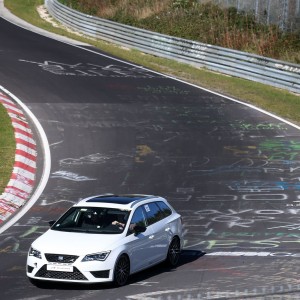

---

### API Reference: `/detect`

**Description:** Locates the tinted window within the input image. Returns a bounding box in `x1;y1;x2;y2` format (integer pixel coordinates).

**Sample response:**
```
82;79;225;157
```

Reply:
144;202;164;225
157;201;172;217
130;206;147;227
128;206;147;234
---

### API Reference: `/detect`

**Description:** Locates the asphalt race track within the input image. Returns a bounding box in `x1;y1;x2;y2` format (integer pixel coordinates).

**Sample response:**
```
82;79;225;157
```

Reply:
1;13;300;300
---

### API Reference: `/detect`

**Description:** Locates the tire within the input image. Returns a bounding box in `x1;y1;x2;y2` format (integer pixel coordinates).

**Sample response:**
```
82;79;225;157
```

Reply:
113;254;130;287
166;237;181;267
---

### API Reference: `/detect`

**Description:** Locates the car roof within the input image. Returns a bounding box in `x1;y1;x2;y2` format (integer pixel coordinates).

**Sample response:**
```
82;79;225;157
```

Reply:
75;194;164;209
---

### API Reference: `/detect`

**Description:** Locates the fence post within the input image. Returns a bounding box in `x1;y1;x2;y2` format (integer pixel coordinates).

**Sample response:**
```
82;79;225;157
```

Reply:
280;0;289;31
266;0;271;25
255;0;259;21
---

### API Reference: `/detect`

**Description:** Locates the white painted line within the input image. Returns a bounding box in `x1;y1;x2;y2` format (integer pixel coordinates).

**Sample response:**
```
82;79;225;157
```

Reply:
26;37;300;131
126;288;201;300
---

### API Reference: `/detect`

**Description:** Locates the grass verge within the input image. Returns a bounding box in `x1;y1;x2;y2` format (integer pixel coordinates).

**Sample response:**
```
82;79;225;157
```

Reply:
0;102;15;193
58;0;300;63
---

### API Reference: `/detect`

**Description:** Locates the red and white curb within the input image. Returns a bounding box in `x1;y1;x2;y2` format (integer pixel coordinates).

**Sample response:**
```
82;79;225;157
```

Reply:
0;92;37;224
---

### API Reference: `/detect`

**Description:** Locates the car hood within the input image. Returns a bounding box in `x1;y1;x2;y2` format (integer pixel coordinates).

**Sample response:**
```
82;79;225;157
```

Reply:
32;229;123;255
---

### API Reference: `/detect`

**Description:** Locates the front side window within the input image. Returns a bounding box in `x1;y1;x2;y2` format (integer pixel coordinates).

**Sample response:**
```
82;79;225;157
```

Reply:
128;206;147;234
51;207;131;234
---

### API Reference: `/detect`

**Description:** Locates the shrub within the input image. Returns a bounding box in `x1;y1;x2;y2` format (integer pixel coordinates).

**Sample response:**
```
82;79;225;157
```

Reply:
58;0;300;63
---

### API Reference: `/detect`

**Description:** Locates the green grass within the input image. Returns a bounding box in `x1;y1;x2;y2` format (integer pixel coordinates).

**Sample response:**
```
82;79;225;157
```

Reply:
0;102;15;193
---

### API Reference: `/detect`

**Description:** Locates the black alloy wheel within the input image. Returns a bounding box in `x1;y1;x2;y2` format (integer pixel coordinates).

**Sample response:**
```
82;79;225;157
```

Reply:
166;237;181;267
114;254;130;286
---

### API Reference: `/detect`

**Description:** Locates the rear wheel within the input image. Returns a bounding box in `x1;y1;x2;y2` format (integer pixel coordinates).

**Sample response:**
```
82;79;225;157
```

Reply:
113;254;130;286
166;237;181;267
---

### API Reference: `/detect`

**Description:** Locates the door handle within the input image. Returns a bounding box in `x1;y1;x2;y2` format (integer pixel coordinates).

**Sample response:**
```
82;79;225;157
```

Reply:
149;235;154;239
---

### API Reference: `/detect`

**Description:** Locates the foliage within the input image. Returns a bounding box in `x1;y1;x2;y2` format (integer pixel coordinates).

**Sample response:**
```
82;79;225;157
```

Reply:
58;0;300;63
172;0;197;9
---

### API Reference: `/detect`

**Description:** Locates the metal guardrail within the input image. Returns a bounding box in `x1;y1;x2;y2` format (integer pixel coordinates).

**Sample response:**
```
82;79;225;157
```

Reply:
45;0;300;94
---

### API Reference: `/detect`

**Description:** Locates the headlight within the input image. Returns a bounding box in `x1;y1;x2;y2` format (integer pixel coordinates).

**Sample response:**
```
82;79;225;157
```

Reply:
82;251;111;262
28;247;42;259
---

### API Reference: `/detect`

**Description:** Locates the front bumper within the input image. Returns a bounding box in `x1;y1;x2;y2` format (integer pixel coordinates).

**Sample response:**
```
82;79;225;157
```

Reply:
27;255;116;283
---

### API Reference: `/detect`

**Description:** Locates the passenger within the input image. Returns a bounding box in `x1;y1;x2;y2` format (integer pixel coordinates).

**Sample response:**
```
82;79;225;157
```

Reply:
83;211;102;228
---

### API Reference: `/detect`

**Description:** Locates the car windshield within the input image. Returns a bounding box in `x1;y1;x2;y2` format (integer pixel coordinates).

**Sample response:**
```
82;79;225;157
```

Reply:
51;207;131;234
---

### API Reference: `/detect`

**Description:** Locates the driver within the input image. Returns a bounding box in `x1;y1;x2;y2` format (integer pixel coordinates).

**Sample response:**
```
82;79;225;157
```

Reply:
112;214;126;228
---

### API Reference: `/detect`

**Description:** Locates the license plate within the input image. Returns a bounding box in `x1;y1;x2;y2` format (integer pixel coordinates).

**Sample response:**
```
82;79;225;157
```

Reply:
47;264;73;272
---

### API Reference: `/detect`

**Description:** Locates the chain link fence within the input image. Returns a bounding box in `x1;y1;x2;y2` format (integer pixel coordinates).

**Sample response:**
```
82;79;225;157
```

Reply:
199;0;300;31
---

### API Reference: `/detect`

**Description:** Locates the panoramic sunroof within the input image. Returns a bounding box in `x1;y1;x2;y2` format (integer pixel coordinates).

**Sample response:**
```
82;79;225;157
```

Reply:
86;194;150;204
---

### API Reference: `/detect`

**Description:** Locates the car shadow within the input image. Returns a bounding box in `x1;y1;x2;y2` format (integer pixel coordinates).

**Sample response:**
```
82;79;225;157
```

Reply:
30;249;205;290
129;249;205;284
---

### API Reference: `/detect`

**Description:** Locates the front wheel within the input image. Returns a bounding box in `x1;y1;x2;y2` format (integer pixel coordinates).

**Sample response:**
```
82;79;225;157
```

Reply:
166;237;181;267
113;254;130;287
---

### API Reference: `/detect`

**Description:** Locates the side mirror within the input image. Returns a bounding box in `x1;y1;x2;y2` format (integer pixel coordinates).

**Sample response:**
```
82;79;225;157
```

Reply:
49;220;56;227
133;225;146;234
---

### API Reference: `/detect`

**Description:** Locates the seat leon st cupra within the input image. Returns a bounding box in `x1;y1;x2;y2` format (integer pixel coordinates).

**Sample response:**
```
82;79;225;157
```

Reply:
27;194;183;286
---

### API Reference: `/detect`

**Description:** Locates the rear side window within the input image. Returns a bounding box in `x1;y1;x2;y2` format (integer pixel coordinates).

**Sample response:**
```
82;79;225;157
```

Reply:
144;202;165;225
157;201;172;217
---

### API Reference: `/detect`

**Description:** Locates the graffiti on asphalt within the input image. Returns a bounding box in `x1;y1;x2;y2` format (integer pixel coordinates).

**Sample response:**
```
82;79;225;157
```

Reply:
19;59;163;78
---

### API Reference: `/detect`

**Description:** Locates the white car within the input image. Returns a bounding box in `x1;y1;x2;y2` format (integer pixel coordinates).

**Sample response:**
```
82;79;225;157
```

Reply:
27;194;183;286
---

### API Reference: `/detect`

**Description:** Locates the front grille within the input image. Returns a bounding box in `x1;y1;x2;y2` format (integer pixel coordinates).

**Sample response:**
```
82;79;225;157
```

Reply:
90;270;110;278
45;253;79;263
35;265;87;281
